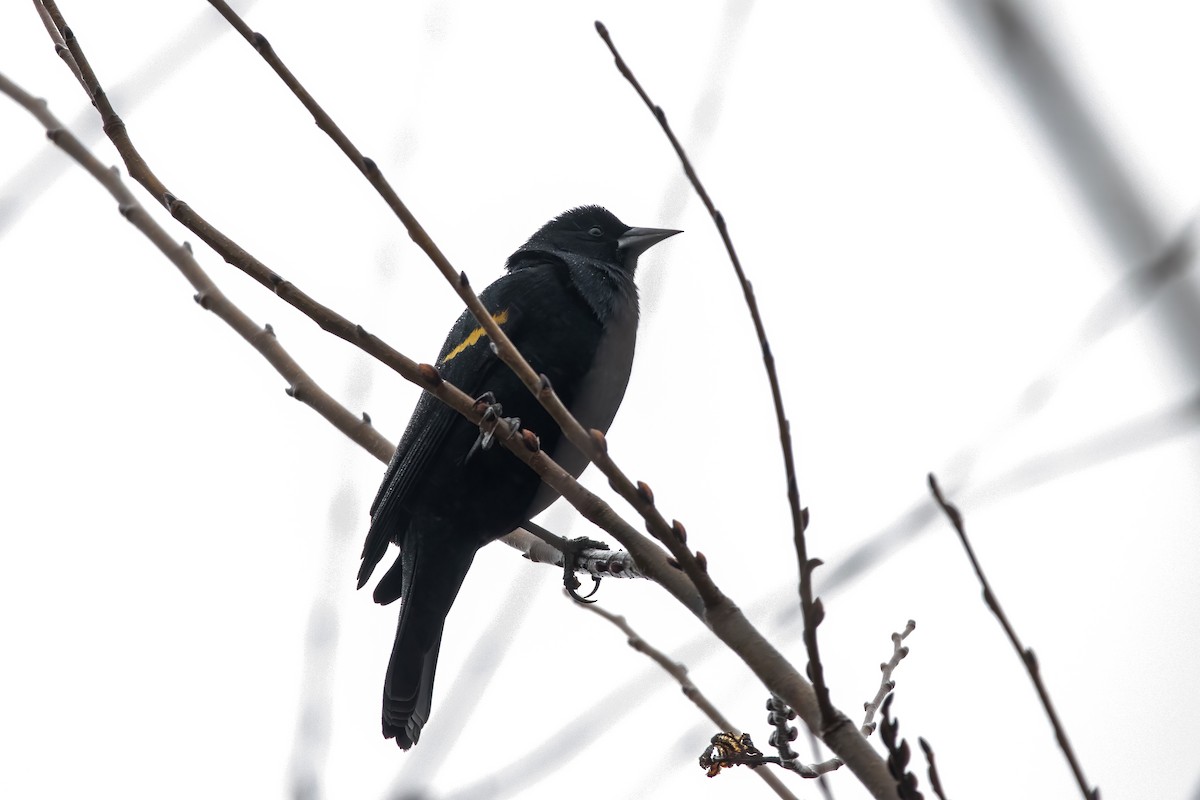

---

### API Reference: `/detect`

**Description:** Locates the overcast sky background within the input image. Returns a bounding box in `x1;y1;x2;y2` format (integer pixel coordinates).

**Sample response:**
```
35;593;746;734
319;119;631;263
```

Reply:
3;2;1200;799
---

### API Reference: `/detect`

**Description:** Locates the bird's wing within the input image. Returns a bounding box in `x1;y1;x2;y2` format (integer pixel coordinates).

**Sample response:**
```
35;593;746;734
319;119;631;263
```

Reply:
357;272;541;589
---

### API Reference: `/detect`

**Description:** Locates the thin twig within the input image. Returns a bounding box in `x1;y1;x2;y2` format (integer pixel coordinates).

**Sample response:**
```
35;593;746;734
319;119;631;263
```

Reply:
765;695;844;778
0;67;569;571
803;725;838;800
581;600;800;800
593;19;835;731
33;0;702;618
36;7;898;794
0;69;391;464
204;0;723;612
861;621;916;737
918;738;949;800
822;220;1196;596
928;474;1098;800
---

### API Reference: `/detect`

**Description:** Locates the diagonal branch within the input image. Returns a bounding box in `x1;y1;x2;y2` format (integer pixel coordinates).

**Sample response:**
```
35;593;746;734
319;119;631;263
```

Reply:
203;0;722;612
594;20;836;730
0;66;571;569
35;5;897;794
928;474;1097;800
0;69;391;464
34;0;702;621
582;600;801;800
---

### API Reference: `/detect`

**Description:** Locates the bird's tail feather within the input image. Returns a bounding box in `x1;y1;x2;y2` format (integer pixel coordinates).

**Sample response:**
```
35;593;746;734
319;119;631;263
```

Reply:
382;534;476;749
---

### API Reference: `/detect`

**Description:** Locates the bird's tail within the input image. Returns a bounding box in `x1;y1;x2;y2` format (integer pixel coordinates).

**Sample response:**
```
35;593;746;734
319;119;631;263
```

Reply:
383;534;476;749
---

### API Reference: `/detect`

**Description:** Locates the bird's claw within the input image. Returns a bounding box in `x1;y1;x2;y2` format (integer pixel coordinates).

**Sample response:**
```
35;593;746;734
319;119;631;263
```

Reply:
466;393;520;463
561;536;609;604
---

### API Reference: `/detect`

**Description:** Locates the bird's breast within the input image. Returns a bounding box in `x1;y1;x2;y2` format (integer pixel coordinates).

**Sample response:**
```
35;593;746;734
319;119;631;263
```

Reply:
525;298;639;518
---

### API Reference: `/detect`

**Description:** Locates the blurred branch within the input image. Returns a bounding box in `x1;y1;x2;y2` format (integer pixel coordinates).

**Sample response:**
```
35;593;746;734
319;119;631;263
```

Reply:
822;390;1200;595
32;2;688;606
34;3;895;793
3;2;260;238
928;475;1098;800
204;1;722;616
582;600;801;800
950;0;1200;394
819;215;1197;596
386;575;540;798
192;5;902;793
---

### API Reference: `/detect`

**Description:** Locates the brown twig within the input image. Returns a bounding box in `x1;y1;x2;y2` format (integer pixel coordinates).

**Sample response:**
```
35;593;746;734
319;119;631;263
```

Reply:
0;67;569;570
581;600;800;800
0;69;391;464
36;6;897;794
928;474;1098;800
34;0;703;619
204;0;722;612
594;19;835;730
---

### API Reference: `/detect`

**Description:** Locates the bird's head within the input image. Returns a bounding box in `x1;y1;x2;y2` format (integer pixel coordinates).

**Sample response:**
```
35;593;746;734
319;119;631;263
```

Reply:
510;205;680;273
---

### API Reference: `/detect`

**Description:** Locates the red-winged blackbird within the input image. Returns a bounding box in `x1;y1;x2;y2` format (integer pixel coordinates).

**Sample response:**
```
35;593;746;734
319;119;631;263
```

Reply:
358;206;679;748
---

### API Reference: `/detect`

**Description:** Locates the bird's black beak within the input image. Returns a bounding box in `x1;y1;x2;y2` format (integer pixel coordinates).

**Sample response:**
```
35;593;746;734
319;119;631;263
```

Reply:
617;226;682;267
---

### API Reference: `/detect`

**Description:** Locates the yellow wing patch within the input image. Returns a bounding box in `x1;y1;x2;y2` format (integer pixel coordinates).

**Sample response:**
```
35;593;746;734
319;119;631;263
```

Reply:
441;309;510;364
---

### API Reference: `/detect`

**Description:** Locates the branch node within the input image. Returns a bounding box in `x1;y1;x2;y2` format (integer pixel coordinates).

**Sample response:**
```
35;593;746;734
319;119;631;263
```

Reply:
671;519;687;544
361;411;372;425
251;32;270;52
263;323;275;337
520;429;540;452
636;480;654;505
416;362;442;386
588;428;607;454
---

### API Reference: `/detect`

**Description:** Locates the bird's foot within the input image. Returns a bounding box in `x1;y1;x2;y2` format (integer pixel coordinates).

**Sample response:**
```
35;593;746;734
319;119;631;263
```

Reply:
466;392;520;463
561;536;610;604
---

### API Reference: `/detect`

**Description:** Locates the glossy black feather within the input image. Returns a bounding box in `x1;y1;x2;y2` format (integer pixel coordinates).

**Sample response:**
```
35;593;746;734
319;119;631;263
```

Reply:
359;206;678;748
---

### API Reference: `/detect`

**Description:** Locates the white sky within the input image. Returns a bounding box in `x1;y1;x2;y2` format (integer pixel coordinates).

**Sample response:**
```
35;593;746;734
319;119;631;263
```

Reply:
2;2;1199;799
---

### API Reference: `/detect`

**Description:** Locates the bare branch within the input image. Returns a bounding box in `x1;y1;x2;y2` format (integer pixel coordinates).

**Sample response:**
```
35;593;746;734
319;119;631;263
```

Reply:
33;0;702;617
928;474;1098;800
204;0;722;611
34;5;897;793
581;600;801;800
594;17;837;734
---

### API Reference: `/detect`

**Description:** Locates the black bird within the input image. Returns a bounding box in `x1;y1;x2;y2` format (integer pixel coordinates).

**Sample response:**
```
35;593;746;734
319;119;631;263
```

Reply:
358;206;679;748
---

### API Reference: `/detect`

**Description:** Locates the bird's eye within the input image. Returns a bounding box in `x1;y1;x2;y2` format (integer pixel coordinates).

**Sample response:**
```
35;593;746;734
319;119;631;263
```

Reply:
588;226;603;237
